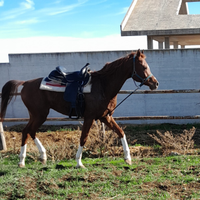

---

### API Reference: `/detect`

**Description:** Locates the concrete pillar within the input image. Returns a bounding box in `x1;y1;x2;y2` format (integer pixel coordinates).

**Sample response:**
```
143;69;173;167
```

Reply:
158;41;163;49
181;45;185;49
173;41;178;49
147;36;153;50
165;37;170;49
0;122;7;151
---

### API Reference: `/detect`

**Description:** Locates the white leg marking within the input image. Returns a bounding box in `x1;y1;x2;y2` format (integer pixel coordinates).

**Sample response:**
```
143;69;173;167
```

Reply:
121;134;131;161
19;144;27;167
76;145;84;168
34;138;47;161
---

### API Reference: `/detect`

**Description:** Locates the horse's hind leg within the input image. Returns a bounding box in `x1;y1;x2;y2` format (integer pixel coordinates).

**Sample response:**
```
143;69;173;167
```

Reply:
29;115;48;165
100;116;131;165
18;122;32;167
18;114;48;167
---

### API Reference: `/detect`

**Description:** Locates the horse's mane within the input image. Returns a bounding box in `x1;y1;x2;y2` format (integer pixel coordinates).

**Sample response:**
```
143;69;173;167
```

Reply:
91;52;146;78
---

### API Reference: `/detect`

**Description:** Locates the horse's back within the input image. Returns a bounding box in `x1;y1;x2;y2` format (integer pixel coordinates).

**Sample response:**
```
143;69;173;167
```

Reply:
21;77;71;116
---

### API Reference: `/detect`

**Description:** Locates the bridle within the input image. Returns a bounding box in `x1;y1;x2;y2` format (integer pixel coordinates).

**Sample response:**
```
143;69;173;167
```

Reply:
131;54;153;87
106;55;153;116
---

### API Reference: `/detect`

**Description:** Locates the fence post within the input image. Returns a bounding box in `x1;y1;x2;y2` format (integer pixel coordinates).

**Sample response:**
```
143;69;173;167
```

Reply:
0;122;7;151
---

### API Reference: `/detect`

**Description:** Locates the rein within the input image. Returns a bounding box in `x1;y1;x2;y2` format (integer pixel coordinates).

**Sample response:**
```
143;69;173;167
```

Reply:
107;55;153;116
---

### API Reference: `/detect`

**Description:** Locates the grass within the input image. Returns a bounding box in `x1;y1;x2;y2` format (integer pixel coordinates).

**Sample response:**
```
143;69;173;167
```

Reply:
0;153;200;199
1;122;200;199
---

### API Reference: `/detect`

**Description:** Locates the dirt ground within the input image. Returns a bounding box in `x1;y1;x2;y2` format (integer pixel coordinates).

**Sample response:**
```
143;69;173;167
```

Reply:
2;122;200;158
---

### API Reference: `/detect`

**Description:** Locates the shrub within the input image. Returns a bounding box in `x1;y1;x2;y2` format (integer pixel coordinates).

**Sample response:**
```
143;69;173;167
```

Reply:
147;127;196;155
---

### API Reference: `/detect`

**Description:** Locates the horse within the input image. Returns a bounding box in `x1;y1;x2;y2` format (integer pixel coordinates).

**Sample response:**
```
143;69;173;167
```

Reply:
0;50;159;168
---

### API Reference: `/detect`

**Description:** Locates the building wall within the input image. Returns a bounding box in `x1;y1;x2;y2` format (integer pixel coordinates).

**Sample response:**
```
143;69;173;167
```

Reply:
0;49;200;125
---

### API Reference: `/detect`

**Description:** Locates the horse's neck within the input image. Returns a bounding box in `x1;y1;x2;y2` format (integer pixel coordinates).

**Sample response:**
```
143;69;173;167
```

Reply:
103;63;131;99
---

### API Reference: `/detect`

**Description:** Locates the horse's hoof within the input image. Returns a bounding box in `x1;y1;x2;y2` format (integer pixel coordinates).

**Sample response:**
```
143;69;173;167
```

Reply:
18;163;25;168
76;165;86;169
125;159;132;165
39;158;47;165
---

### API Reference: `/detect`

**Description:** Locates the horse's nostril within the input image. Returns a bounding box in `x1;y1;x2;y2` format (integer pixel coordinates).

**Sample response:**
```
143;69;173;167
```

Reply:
156;82;159;86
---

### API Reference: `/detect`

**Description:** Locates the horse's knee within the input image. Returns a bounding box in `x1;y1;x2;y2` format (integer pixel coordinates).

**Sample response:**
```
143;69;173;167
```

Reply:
80;136;88;146
21;133;29;146
29;132;36;140
100;116;124;138
117;132;124;139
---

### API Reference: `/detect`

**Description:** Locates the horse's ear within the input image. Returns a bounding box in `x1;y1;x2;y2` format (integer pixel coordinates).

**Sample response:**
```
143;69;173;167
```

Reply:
136;49;141;57
141;50;144;54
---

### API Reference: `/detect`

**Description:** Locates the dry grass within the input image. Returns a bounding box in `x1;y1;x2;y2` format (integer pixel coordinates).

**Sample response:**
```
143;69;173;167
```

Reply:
44;127;81;161
33;124;197;161
148;127;196;155
3;122;197;162
44;121;126;161
86;120;123;157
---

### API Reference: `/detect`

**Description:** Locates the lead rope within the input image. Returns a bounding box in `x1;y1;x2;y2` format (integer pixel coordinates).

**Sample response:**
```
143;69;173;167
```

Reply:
107;84;141;116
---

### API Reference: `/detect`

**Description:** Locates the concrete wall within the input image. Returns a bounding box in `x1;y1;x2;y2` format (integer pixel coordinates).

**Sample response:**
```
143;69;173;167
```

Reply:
0;49;200;126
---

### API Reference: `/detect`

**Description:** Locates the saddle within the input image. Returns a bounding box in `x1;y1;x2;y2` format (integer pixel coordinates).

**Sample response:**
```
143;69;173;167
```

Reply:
48;63;91;119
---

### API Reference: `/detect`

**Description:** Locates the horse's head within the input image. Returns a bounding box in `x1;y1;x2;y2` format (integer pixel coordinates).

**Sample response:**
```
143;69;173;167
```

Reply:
131;50;159;90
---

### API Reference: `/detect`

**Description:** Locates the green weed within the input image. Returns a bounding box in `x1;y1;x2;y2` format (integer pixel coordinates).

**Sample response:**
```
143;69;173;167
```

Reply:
0;154;200;199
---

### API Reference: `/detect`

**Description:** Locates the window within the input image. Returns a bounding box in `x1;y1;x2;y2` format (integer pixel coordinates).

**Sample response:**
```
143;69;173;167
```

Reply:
187;2;200;14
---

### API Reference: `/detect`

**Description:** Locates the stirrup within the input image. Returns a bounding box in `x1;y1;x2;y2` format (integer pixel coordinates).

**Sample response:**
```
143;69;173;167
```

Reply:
69;107;80;119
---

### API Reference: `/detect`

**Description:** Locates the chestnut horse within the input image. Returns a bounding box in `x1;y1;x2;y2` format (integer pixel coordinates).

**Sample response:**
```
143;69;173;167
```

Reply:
0;50;158;168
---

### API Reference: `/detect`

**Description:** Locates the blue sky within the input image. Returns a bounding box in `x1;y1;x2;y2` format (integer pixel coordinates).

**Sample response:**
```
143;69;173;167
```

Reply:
0;0;132;39
0;0;199;62
188;2;200;14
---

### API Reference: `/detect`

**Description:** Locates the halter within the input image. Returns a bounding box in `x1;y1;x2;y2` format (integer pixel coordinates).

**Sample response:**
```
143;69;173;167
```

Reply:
131;55;153;87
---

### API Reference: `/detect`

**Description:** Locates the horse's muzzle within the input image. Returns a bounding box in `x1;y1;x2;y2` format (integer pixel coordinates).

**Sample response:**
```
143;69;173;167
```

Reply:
148;76;159;90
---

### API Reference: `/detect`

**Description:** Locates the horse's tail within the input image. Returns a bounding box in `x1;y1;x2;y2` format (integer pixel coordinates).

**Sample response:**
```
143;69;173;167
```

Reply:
0;80;25;121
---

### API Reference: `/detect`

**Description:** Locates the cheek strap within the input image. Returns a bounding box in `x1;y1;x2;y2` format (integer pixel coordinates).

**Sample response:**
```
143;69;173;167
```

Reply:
132;56;153;87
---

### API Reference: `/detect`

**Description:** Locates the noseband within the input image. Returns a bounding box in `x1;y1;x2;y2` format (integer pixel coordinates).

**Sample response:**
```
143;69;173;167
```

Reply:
131;55;153;87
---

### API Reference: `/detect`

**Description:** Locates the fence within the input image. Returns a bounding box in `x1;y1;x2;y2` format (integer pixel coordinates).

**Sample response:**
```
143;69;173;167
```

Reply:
1;89;200;150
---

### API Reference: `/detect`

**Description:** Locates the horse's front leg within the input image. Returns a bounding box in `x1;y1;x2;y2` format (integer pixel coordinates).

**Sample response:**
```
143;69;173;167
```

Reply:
34;137;47;164
100;116;131;165
76;118;94;168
